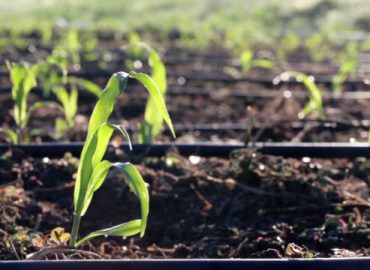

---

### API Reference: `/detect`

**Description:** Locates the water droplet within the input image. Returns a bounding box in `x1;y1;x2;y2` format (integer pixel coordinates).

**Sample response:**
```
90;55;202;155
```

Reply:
133;60;142;69
283;90;292;98
177;77;186;85
189;155;201;165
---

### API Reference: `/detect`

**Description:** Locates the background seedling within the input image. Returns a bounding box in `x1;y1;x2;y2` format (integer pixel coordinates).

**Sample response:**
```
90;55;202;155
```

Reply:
70;71;175;247
124;39;168;144
332;42;358;95
277;32;300;62
0;62;38;143
274;71;324;119
240;49;274;73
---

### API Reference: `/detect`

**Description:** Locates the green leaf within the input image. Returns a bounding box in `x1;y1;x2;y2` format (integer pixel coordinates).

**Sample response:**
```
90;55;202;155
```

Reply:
9;63;37;129
76;219;142;247
279;71;323;119
240;50;253;73
0;128;18;144
81;161;150;237
114;162;149;236
139;49;168;143
75;122;132;213
54;87;78;126
129;71;175;139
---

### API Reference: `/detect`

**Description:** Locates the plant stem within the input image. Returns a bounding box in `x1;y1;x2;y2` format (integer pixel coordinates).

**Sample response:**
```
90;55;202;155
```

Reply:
70;212;81;247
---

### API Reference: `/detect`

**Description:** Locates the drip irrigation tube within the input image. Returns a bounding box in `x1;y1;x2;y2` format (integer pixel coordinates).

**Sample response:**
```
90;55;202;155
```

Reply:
0;142;369;158
1;258;370;270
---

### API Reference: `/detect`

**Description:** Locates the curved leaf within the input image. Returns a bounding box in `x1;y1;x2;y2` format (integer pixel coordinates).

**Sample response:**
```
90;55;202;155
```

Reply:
76;219;142;247
0;128;17;144
129;71;175;138
114;162;149;237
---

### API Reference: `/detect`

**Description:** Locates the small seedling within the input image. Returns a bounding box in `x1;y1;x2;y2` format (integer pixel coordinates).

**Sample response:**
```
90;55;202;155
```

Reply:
136;45;167;144
305;34;331;63
332;42;358;95
0;62;38;144
277;32;300;61
240;49;274;73
69;71;175;247
124;39;168;144
274;71;324;119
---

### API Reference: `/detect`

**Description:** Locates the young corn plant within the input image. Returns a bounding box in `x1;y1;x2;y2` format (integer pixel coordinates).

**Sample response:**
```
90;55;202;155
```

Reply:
305;34;331;63
332;42;358;95
0;62;37;144
240;49;274;73
35;56;101;138
224;49;274;78
274;71;324;119
124;39;168;144
69;71;175;247
136;45;167;143
277;32;300;61
332;59;357;95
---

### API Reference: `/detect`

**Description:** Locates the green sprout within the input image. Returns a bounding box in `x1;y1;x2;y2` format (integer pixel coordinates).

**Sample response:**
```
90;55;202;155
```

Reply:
332;42;358;95
35;55;101;139
136;45;167;144
224;48;274;78
53;28;81;71
52;77;101;139
277;32;300;61
274;71;324;119
69;71;175;247
240;49;274;73
0;62;38;144
332;59;357;95
124;39;168;144
305;34;331;63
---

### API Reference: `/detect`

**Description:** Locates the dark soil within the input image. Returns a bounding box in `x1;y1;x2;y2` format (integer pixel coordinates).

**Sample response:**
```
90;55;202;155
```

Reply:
1;149;370;259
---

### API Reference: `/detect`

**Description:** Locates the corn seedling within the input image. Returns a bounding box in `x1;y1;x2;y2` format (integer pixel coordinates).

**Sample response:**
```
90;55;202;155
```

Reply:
332;43;358;95
53;77;101;139
277;32;300;61
305;34;331;63
137;45;167;143
224;49;274;78
124;40;168;144
240;49;274;73
69;71;175;247
0;62;37;144
34;54;101;139
53;28;81;70
274;71;324;119
332;59;357;95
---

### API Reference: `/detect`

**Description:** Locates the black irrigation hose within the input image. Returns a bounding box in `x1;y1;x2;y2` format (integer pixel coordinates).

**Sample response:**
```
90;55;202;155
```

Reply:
1;142;369;158
2;258;370;270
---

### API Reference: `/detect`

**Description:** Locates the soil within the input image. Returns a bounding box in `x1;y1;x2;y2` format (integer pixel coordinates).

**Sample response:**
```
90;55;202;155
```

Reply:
1;149;370;259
